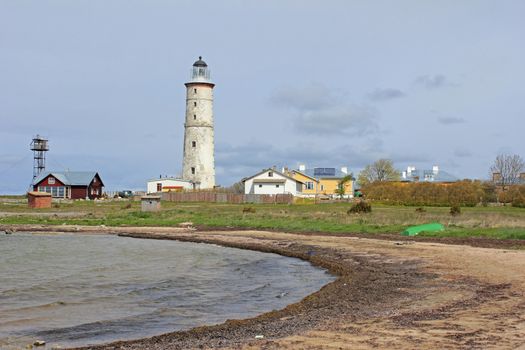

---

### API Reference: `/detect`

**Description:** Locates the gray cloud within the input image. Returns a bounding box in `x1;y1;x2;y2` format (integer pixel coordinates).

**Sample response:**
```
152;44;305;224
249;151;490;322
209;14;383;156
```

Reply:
367;88;406;101
215;140;386;185
437;116;466;125
215;139;438;186
389;152;432;164
454;148;472;158
415;74;456;89
271;83;379;137
270;83;337;111
294;106;379;136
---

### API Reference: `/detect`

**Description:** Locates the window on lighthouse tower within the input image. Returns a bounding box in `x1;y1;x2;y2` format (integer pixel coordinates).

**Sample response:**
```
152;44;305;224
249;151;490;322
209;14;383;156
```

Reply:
192;141;196;148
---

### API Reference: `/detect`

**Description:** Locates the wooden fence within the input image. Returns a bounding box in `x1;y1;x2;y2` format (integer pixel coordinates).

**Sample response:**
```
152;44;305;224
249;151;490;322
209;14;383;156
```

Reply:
161;192;293;204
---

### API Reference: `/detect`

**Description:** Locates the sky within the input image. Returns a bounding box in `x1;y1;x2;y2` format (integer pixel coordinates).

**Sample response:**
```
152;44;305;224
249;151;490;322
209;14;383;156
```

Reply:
1;1;524;193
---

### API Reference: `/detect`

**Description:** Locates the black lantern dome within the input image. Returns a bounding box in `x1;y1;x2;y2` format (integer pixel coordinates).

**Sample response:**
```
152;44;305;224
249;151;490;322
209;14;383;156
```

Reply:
193;56;207;67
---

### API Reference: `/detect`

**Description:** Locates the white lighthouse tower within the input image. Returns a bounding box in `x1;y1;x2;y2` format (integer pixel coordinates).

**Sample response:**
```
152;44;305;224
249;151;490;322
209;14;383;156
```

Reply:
182;57;216;189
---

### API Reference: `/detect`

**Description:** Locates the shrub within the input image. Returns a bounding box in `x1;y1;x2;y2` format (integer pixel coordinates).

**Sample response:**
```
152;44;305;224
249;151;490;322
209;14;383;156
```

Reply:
509;185;525;208
450;205;461;216
122;203;132;209
347;201;372;214
415;207;426;213
242;207;256;214
362;180;486;206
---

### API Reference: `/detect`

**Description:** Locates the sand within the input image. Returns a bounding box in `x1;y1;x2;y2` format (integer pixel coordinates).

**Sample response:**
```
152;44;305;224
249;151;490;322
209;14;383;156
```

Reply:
2;225;524;349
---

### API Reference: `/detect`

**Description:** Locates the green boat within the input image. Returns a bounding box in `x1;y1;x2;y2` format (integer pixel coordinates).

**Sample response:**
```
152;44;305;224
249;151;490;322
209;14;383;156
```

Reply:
402;223;444;236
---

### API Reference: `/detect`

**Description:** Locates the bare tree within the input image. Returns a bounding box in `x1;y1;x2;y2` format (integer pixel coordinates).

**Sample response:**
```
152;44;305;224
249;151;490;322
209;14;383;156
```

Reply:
358;159;399;186
225;180;245;194
490;154;524;190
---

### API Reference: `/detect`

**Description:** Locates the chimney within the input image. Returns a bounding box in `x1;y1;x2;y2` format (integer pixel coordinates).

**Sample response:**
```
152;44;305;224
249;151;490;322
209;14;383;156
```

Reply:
341;166;348;174
432;165;439;174
299;164;306;172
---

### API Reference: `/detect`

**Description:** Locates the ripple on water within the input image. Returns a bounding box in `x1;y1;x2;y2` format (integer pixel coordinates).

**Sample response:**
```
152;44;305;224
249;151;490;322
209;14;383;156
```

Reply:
0;233;334;349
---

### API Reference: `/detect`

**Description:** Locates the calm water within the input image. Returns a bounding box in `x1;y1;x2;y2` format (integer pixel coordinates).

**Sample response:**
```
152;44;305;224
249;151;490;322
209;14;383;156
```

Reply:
0;233;333;349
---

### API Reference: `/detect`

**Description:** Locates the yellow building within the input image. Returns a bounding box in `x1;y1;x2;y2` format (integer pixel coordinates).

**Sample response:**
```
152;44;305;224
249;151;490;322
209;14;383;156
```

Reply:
289;165;354;198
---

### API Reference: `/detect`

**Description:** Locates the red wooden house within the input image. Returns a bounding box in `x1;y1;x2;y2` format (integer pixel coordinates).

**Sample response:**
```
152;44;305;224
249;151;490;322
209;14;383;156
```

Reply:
32;171;104;199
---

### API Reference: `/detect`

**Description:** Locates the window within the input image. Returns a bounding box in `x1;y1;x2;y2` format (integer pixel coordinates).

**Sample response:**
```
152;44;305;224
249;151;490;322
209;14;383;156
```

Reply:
305;181;314;190
321;185;324;191
191;167;196;175
157;183;162;192
93;177;97;183
259;184;262;188
194;88;197;93
192;141;196;148
276;184;280;188
193;114;197;120
48;177;55;185
39;185;66;198
268;171;273;177
194;102;197;107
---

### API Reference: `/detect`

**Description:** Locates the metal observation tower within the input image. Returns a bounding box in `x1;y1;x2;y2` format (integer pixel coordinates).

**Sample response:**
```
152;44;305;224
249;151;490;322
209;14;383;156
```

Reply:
30;135;49;182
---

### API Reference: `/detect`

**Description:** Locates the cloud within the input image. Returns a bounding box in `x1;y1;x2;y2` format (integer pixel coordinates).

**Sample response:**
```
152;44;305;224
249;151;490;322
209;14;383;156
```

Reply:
270;83;336;111
454;148;472;158
271;83;379;137
414;74;456;89
215;140;387;185
389;152;431;164
294;105;379;136
367;88;406;101
437;116;466;125
213;136;441;185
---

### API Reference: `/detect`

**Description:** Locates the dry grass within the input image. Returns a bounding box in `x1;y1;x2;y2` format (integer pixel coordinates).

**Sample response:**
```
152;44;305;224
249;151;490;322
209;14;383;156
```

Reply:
1;196;524;239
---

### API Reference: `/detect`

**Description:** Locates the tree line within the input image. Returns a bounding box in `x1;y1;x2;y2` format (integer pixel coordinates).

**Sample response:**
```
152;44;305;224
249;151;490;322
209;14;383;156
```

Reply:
357;154;524;207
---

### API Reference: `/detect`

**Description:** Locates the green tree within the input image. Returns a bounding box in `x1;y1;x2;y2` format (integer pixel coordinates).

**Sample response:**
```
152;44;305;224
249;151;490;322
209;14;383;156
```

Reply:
335;174;354;198
358;159;399;186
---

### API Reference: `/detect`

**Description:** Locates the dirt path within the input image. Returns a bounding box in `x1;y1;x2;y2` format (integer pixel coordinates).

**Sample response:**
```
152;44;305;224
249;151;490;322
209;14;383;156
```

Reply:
3;225;525;349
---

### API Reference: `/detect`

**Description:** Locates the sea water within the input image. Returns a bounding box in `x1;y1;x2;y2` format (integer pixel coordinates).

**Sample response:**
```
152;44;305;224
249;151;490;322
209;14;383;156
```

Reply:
0;233;334;349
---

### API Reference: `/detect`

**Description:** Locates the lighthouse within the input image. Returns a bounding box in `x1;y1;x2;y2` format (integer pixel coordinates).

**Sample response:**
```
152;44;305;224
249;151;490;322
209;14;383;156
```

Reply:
182;57;216;189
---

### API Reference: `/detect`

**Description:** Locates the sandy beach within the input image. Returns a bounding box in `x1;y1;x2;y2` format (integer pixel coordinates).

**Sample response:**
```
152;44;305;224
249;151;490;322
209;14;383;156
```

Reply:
2;225;524;349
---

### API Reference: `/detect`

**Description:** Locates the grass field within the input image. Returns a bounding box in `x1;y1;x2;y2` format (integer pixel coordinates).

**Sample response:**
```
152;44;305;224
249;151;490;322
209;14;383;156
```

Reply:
1;196;525;240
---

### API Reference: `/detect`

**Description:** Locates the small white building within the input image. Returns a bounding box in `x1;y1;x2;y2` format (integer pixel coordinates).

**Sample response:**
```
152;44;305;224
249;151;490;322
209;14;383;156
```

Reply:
147;177;193;194
243;168;303;196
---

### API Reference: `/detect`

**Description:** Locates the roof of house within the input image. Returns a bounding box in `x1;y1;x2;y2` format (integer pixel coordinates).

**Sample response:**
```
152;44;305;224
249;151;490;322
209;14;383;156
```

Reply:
147;177;192;183
291;170;320;182
300;167;351;180
242;168;304;184
27;191;52;197
33;171;103;186
402;169;458;183
253;179;287;183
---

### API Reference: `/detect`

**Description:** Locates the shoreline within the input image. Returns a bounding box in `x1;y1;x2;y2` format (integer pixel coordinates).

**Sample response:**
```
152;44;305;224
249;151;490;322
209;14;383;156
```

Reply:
2;225;525;349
